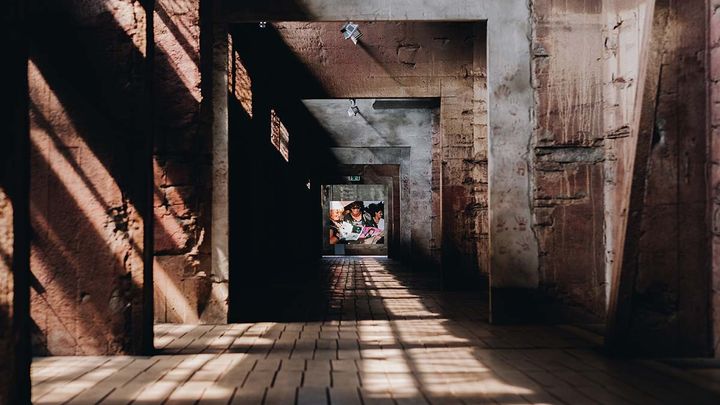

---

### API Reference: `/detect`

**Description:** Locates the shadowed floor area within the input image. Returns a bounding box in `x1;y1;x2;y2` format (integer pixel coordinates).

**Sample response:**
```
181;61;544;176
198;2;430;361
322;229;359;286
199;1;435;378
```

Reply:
31;257;720;404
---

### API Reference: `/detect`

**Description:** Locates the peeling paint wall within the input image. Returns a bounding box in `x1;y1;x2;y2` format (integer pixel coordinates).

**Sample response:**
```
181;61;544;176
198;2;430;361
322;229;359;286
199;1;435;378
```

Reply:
28;0;148;355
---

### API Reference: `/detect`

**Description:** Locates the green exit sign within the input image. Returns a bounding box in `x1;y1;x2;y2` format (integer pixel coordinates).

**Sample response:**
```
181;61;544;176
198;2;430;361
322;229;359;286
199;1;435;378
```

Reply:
348;175;361;182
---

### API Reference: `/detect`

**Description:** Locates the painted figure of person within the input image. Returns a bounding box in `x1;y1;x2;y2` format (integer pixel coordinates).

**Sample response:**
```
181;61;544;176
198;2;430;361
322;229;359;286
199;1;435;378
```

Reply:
329;201;349;245
344;201;372;227
365;202;385;244
368;202;385;231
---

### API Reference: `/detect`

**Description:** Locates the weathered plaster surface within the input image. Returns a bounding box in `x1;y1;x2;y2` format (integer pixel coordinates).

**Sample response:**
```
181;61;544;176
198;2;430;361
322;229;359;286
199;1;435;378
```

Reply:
603;0;653;312
531;0;606;314
153;0;226;323
29;0;148;354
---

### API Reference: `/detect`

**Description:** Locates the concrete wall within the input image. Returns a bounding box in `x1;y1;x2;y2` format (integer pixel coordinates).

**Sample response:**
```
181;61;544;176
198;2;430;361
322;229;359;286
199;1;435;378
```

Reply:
27;0;150;355
303;99;436;264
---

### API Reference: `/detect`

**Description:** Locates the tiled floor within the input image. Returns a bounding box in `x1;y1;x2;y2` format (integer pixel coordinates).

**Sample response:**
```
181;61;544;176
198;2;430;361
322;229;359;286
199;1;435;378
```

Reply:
32;257;720;404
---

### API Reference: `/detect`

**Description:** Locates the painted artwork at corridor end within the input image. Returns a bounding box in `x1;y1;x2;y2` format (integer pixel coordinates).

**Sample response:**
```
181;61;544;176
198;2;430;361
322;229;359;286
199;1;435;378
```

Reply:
328;200;385;244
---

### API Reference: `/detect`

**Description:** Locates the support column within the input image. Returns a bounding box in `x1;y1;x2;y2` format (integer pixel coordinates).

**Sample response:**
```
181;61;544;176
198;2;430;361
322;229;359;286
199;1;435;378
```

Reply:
0;0;30;402
210;25;229;318
487;9;539;323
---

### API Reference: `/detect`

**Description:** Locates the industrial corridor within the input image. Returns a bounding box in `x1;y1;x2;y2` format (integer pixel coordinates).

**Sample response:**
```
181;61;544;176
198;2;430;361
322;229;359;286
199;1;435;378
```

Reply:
5;1;720;403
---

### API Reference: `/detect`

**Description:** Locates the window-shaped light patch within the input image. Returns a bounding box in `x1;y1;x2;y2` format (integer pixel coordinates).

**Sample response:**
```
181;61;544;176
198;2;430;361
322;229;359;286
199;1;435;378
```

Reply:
228;34;252;118
270;109;290;161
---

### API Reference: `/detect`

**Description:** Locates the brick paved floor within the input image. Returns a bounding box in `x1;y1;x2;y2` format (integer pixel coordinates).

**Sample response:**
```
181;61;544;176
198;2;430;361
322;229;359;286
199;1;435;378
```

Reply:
32;257;720;404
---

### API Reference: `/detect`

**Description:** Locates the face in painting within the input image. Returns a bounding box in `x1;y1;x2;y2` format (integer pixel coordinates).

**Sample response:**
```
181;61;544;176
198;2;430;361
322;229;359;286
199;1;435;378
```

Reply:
330;208;344;221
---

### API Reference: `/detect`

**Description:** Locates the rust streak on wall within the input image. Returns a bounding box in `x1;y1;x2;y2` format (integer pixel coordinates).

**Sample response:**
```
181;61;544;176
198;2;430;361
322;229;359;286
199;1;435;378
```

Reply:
532;0;606;316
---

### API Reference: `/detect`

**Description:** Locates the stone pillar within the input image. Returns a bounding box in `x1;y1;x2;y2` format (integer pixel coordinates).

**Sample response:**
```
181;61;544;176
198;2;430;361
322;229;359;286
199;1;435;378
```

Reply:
487;8;540;322
209;18;230;321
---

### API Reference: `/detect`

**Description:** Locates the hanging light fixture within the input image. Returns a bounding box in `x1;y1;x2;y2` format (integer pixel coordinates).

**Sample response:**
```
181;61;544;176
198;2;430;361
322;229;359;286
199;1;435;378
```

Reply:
347;99;360;117
340;22;362;44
